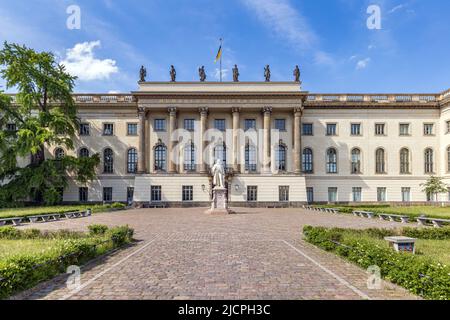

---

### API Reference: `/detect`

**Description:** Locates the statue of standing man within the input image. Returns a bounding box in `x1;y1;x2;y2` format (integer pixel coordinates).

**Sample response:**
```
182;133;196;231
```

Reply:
293;65;301;83
264;65;271;82
139;65;147;82
232;64;240;82
211;159;225;188
170;65;176;82
199;66;207;82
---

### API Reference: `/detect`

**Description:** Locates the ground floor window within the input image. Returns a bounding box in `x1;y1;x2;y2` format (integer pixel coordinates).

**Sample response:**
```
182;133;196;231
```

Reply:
352;187;362;202
328;187;338;202
103;187;113;202
377;187;386;202
79;187;88;202
151;186;162;202
182;186;193;201
401;187;411;202
247;186;258;202
306;187;314;203
127;187;134;205
279;186;289;202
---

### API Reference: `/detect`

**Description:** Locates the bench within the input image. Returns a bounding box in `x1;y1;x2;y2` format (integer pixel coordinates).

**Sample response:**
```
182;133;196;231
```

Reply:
417;217;450;228
353;211;375;219
28;214;62;223
378;214;409;224
0;217;23;226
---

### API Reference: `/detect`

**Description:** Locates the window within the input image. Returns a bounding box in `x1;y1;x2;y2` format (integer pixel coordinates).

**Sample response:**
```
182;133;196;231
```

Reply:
214;119;226;131
184;143;196;171
326;148;337;173
351;123;361;136
103;148;114;173
247;186;258;201
352;187;362;202
302;123;313;136
326;123;337;136
328;187;338;202
154;144;167;171
425;148;434;173
275;119;286;131
375;123;385;136
400;148;410;174
184;119;195;131
182;186;193;201
279;186;289;202
377;188;387;202
424;123;434;136
79;187;88;203
276;144;287;171
54;148;65;160
103;187;113;202
214;143;227;167
306;187;314;203
302;148;313;173
79;123;90;136
127;187;134;204
103;123;114;136
244;119;256;131
351;148;361;174
151;186;162;202
245;144;257;172
127;123;138;136
399;123;410;136
447;121;450;134
447;147;450;172
401;187;411;202
127;148;138;173
79;148;90;158
154;119;166;132
375;148;386;174
6;123;16;132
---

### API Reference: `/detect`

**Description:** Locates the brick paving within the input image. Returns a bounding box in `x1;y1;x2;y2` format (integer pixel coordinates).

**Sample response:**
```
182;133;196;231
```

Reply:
13;208;418;300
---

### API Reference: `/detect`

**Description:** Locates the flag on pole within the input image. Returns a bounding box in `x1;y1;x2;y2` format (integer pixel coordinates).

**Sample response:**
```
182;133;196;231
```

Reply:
214;45;222;63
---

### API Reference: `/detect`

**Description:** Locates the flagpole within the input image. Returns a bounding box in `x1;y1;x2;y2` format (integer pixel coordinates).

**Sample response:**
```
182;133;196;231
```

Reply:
220;38;223;82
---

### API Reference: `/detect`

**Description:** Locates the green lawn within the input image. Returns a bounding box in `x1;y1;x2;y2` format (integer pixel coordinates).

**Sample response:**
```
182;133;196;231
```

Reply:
0;239;65;259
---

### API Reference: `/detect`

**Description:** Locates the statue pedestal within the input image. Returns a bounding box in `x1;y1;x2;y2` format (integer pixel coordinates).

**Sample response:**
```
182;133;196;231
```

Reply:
205;187;234;215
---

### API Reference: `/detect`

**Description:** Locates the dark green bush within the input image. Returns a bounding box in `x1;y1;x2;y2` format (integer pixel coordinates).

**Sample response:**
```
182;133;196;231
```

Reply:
107;225;134;246
88;224;109;236
401;227;450;240
111;202;126;209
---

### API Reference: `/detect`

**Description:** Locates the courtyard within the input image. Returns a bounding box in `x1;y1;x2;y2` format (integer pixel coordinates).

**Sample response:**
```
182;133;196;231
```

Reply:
12;207;418;300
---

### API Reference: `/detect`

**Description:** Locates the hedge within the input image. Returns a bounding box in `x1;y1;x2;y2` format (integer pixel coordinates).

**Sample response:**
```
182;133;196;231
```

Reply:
0;225;134;299
303;226;450;300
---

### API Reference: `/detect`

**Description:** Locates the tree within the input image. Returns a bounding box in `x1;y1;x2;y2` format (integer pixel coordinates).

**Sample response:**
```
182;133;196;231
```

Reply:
420;176;448;203
0;42;100;206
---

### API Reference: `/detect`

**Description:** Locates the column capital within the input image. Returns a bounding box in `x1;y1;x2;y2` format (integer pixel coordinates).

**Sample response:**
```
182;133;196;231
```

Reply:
199;107;209;116
138;106;146;115
168;107;177;115
262;106;273;115
294;106;304;116
231;107;241;114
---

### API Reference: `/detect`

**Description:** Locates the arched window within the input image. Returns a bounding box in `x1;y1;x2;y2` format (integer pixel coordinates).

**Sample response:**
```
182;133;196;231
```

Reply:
214;143;227;168
302;148;313;173
79;148;90;158
127;148;138;173
245;143;257;172
276;144;287;171
154;144;167;172
351;148;361;174
400;148;410;174
375;148;386;174
184;142;196;172
103;148;114;173
326;148;337;173
425;148;434;173
54;148;65;160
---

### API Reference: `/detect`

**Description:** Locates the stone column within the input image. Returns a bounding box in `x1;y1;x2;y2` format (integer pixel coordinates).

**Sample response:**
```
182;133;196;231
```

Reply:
138;107;147;174
294;106;304;174
232;107;241;173
262;106;273;173
168;107;177;173
199;107;209;173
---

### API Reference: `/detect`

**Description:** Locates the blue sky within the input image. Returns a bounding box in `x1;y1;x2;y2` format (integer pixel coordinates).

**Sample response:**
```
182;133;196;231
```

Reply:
0;0;449;93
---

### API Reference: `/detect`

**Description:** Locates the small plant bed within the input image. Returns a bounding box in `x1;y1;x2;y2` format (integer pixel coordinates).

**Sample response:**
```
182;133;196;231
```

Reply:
0;203;126;220
0;224;134;299
303;225;450;300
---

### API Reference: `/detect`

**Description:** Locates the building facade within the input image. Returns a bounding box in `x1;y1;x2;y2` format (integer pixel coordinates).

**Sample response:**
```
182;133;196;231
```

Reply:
13;81;450;206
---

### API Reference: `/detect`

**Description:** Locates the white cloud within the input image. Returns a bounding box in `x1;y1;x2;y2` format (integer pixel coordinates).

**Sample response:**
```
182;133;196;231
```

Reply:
368;44;376;50
61;41;119;81
356;58;371;70
314;51;335;66
213;68;229;81
388;4;406;14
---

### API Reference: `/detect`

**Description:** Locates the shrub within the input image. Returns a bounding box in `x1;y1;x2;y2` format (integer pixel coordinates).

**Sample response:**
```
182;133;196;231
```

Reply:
88;224;109;236
107;225;134;246
401;227;450;240
0;226;21;239
111;202;126;209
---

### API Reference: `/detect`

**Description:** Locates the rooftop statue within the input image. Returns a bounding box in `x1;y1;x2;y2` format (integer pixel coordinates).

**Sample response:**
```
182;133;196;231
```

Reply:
139;65;147;82
170;65;176;82
294;65;301;83
264;65;271;82
199;66;207;82
232;64;240;82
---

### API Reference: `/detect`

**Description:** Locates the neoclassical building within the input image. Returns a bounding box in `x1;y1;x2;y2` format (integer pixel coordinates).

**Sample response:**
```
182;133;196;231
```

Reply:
11;81;450;206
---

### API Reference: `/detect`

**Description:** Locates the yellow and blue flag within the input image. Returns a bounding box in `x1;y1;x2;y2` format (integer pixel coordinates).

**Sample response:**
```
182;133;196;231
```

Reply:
214;45;222;63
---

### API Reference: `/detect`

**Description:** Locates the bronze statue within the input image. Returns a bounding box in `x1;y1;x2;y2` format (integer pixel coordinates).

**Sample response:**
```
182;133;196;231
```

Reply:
264;65;271;82
199;66;207;82
293;65;301;82
170;65;176;82
232;64;239;82
139;65;147;82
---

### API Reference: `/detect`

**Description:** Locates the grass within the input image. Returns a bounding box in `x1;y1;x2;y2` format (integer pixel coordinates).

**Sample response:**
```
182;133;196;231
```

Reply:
0;239;66;259
0;203;125;219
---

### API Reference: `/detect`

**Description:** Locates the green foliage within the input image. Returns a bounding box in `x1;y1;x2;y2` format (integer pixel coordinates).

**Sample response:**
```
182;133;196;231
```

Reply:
107;225;134;246
88;224;109;236
111;202;126;209
401;227;450;240
420;176;448;201
0;42;100;206
303;226;450;300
